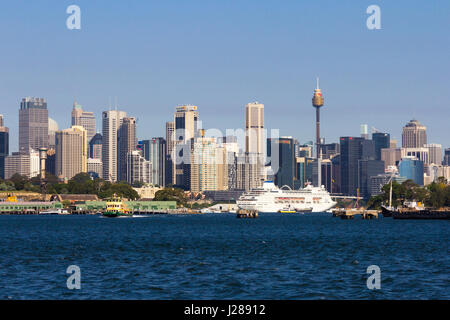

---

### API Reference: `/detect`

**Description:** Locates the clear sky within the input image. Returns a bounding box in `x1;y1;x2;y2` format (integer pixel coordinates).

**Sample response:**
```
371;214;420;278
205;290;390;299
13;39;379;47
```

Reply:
1;0;449;152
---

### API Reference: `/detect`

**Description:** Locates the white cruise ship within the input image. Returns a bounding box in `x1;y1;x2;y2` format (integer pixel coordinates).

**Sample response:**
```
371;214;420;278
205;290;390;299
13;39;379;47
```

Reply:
237;181;336;213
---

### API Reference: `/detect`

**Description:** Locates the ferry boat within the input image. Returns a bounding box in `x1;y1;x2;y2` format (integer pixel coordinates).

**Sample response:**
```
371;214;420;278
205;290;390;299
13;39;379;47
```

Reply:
102;195;132;217
237;181;336;213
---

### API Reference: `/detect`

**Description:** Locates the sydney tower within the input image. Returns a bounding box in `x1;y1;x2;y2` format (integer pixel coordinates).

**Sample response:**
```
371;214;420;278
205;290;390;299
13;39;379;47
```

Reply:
312;78;324;186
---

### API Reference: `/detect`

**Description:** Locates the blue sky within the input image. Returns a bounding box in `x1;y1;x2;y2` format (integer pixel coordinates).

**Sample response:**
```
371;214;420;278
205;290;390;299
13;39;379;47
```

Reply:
0;0;449;152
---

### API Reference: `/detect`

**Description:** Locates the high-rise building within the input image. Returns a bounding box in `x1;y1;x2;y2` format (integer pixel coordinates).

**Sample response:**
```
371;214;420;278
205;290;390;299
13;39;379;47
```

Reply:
190;137;227;193
127;150;152;185
402;148;430;165
45;148;56;176
236;153;265;191
117;117;137;182
331;154;341;194
444;148;450;166
399;157;424;185
243;102;265;189
267;137;296;189
424;143;442;165
402;119;427;148
4;150;39;179
165;121;175;157
0;115;9;179
19;97;48;152
71;100;96;142
295;157;305;189
297;144;313;158
173;105;199;187
48;118;59;149
320;143;340;160
390;139;397;149
245;102;265;155
102;110;127;182
358;159;385;199
220;136;239;190
360;124;369;139
89;133;103;160
381;148;402;169
372;132;390;160
146;137;166;186
165;121;175;186
55;126;88;180
87;158;102;179
340;137;380;196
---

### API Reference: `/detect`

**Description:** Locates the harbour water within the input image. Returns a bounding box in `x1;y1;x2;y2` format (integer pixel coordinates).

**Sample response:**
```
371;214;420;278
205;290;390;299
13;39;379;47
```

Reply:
0;213;448;299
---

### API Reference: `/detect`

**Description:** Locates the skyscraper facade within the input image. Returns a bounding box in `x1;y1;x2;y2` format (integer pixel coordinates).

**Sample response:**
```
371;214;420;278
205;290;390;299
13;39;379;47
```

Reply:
127;150;152;185
402;119;427;148
424;143;442;165
444;148;450;166
55;126;88;180
102;110;127;182
165;121;175;157
87;158;102;179
4;152;37;179
0;115;9;179
399;157;424;186
118;117;137;182
165;121;175;186
339;137;383;196
173;105;199;187
372;132;390;160
190;137;227;193
19;97;48;152
358;159;385;199
147;137;166;187
245;102;265;155
267;137;296;188
48;118;59;150
71;101;96;142
243;102;265;189
89;133;103;160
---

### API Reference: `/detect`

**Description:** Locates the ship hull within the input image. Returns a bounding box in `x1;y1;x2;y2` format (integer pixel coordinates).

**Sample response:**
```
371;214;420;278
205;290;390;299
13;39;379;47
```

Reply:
102;211;133;218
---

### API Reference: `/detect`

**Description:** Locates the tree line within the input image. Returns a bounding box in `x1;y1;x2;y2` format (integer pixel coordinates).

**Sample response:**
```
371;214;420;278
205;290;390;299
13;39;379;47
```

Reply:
0;172;139;200
368;177;450;209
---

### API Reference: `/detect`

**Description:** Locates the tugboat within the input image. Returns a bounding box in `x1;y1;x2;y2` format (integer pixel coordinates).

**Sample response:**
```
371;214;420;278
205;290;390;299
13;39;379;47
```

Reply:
278;204;297;213
102;195;132;217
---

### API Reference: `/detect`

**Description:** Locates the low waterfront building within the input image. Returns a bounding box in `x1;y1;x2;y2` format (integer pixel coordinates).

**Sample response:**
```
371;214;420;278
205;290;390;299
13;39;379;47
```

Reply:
133;185;163;200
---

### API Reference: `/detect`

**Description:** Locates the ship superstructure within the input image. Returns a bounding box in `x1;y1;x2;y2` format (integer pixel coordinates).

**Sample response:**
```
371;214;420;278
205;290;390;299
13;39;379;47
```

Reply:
237;181;336;213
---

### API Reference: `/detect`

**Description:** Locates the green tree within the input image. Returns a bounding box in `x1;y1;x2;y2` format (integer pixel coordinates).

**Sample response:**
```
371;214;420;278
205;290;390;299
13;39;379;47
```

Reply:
9;173;29;190
154;188;187;206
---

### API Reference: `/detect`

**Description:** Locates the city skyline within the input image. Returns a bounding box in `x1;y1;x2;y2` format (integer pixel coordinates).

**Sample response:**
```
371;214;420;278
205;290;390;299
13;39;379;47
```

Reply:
2;94;448;154
1;1;449;151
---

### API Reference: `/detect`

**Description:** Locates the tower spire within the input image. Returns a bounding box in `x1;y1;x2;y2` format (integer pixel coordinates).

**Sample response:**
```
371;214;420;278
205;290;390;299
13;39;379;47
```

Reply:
316;77;319;90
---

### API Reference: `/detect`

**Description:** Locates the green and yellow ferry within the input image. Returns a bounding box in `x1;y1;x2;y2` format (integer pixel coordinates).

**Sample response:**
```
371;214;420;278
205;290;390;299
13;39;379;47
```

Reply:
102;195;132;217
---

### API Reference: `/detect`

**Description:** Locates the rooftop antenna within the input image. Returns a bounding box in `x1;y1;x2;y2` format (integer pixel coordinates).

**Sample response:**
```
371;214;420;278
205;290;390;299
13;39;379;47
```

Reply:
115;96;118;111
108;96;111;111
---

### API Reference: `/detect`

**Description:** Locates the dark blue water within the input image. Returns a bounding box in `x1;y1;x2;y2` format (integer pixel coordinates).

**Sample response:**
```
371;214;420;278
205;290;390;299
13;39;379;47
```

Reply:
0;214;448;299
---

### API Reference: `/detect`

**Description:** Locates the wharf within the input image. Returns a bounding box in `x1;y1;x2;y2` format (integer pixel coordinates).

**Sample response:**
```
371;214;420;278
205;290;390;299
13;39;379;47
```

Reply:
236;209;258;218
332;208;379;219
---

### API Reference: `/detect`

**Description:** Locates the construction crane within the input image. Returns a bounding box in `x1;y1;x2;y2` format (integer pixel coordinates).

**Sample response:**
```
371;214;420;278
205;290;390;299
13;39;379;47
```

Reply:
371;126;382;134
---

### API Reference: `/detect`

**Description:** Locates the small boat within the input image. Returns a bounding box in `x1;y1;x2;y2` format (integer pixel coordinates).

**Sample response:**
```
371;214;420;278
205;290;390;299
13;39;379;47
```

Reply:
278;205;296;213
39;208;70;215
102;195;132;217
